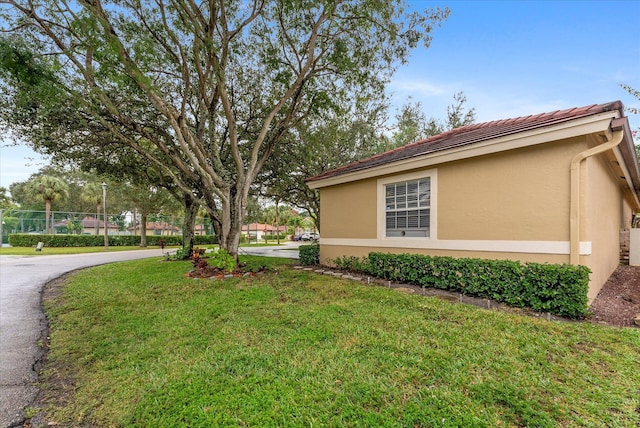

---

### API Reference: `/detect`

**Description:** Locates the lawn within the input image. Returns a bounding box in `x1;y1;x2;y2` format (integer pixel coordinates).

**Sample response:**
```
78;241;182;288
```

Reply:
40;256;640;427
0;242;283;255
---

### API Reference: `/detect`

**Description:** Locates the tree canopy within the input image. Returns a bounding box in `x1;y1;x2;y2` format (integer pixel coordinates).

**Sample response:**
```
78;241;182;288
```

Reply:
0;0;449;259
262;92;476;230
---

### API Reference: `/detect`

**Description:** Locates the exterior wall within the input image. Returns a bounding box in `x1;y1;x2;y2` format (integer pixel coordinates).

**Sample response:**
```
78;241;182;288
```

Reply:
630;229;640;266
320;179;378;239
582;153;625;300
437;139;585;241
321;137;587;242
150;229;181;236
320;244;568;266
318;135;625;301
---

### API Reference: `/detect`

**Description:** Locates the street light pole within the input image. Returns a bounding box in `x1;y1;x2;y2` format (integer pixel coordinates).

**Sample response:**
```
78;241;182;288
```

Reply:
102;182;108;250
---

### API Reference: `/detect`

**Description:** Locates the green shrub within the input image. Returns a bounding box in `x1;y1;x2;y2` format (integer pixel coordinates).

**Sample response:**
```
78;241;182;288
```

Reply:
208;248;236;273
299;244;320;266
263;233;286;241
193;235;218;245
364;252;590;318
8;233;192;247
331;255;370;273
165;247;188;261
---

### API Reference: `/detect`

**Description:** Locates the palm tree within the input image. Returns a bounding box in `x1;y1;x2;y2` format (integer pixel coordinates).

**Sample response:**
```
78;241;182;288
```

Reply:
26;175;69;234
80;182;104;235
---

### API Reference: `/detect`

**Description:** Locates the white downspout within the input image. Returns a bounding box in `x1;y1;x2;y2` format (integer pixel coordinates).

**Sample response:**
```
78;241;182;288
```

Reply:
569;129;624;265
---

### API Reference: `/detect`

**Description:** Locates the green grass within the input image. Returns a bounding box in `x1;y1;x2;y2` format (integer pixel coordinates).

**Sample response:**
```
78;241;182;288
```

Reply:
41;257;640;427
0;242;284;255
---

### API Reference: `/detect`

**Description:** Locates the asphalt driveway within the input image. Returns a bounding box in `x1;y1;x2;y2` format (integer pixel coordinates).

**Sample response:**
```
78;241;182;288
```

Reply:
0;249;165;427
0;243;301;427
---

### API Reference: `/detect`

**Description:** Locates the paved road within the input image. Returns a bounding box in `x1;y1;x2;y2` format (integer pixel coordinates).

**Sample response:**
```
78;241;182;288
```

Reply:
239;241;302;259
0;243;300;427
0;249;165;428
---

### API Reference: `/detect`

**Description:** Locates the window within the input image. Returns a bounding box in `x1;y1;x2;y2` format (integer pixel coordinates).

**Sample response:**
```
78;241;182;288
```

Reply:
385;177;430;237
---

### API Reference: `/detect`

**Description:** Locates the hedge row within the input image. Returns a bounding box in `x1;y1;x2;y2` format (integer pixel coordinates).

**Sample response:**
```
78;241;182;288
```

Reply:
299;244;320;266
363;252;590;318
8;234;218;247
263;234;287;241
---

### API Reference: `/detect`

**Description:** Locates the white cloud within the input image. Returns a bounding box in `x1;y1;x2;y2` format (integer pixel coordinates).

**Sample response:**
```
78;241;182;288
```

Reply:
388;79;450;98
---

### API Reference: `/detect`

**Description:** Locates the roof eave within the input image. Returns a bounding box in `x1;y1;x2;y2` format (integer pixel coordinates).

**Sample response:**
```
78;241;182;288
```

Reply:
307;111;618;190
611;117;640;194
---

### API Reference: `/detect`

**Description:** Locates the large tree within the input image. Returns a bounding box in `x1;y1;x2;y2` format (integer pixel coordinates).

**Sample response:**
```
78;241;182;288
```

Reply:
0;0;448;260
262;92;476;230
389;91;476;148
260;99;386;230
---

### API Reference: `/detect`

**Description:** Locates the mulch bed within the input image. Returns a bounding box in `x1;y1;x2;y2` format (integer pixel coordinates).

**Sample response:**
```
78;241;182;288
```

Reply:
589;265;640;327
185;266;266;280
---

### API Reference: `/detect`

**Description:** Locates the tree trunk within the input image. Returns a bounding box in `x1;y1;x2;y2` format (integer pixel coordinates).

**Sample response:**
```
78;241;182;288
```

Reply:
95;203;100;235
275;198;280;245
215;188;245;263
132;210;137;236
45;199;51;234
140;213;148;247
182;194;198;259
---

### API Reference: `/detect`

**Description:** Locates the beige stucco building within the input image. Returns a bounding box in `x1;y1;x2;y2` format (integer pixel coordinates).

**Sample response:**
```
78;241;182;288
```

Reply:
307;101;640;301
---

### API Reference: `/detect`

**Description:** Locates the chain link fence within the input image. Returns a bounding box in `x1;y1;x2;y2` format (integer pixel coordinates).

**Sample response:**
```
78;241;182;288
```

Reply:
0;209;214;244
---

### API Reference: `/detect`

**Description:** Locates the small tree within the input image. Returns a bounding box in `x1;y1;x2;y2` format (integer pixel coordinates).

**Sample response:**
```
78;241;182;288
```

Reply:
122;183;172;247
0;186;16;210
25;175;68;234
80;182;104;235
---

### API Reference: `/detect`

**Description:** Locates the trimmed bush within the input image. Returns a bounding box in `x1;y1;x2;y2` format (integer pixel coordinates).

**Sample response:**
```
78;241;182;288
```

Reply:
363;252;590;318
263;234;287;241
299;244;320;266
10;234;102;247
8;233;217;248
193;235;218;245
331;255;371;273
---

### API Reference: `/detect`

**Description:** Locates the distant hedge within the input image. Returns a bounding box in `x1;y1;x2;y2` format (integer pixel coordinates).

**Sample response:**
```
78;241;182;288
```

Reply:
333;252;590;319
193;235;219;245
263;233;287;241
9;234;218;248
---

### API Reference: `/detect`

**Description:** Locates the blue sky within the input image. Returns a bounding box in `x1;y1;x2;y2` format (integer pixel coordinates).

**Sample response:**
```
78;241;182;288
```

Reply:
1;0;639;190
391;0;640;126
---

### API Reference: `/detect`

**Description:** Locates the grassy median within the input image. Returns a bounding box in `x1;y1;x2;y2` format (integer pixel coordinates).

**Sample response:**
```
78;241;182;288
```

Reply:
40;256;640;427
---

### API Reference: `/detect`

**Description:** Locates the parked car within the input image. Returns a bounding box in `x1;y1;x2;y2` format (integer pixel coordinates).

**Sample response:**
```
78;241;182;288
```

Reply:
293;232;319;241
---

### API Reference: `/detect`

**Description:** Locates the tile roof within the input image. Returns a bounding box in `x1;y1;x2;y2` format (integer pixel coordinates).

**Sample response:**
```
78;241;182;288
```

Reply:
53;216;119;229
307;100;625;183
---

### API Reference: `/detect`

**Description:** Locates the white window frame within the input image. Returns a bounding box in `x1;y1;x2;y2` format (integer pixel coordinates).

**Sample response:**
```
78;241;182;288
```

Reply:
377;169;438;241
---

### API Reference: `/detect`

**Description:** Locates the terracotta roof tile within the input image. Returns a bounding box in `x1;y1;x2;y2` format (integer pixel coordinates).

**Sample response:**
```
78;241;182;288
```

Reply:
307;101;624;183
